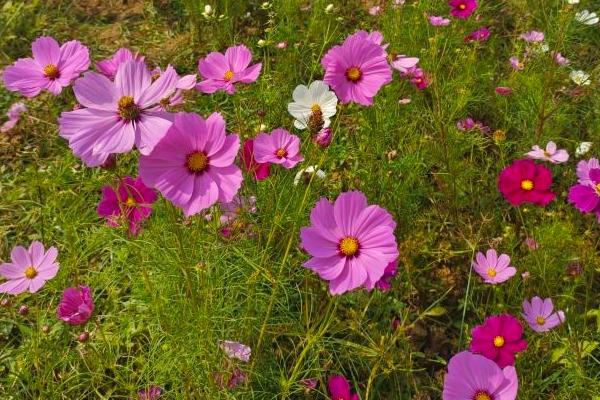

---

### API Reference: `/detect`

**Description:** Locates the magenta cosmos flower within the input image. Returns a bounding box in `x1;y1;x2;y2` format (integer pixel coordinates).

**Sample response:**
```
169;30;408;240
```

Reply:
374;259;398;291
3;36;90;97
321;30;392;106
472;249;516;285
139;112;242;217
520;31;544;42
522;296;565;333
498;159;556;206
443;351;518;400
97;176;157;235
253;129;304;169
59;60;179;166
568;168;600;220
465;27;490;42
576;158;600;185
138;386;162;400
470;314;528;368
525;141;569;164
196;45;262;94
0;241;59;295
448;0;477;19
328;375;359;400
495;87;513;96
242;139;271;180
96;48;144;79
300;191;399;295
57;285;94;325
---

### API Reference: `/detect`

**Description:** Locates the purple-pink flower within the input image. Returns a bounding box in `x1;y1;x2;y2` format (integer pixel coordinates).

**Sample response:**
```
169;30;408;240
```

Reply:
443;351;518;400
96;48;144;80
470;314;528;368
568;168;600;221
300;191;399;295
151;66;197;110
57;285;94;325
314;127;333;148
576;158;599;185
472;249;517;285
495;86;513;96
465;27;490;42
219;340;251;362
522;296;565;333
391;55;419;74
448;0;477;19
520;31;544;42
1;102;27;133
374;259;398;291
554;52;570;66
509;56;524;71
321;30;392;106
456;117;490;133
525;141;569;164
3;36;90;97
138;385;162;400
196;45;262;94
0;241;59;295
139;112;242;217
429;16;451;26
328;375;359;400
253;129;304;169
242;139;271;180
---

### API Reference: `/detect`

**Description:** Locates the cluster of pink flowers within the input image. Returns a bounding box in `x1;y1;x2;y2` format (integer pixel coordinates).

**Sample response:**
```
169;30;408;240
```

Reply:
456;117;490;133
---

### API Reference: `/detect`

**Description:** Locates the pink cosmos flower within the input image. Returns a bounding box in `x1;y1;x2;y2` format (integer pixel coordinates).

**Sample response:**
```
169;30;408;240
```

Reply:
520;31;544;42
448;0;477;19
472;249;516;284
0;241;59;295
150;66;197;110
57;285;94;325
253;129;304;169
470;314;528;368
465;27;490;42
97;176;157;236
276;41;288;49
139;112;242;217
321;30;392;106
429;16;451;26
374;259;398;291
525;141;569;164
58;60;179;166
219;340;251;362
498;159;556;206
242;139;271;180
522;296;565;333
576;158;599;185
328;375;359;400
1;102;27;133
409;68;430;90
568;168;600;220
3;36;90;97
314;127;332;148
509;56;524;71
554;52;570;66
456;117;490;133
138;385;162;400
524;237;538;250
443;351;518;400
220;195;257;225
196;45;262;94
96;48;144;80
495;86;513;96
300;191;399;295
368;5;382;15
391;55;420;74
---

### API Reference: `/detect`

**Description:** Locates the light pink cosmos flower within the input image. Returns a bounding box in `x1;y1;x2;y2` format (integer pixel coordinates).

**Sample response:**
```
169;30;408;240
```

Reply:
220;195;257;225
57;285;94;325
391;55;420;74
525;141;569;164
321;31;392;106
1;102;27;133
0;242;59;295
554;52;570;66
196;45;262;94
368;6;382;15
300;191;399;295
151;66;197;109
139;112;242;217
58;60;179;166
429;16;451;26
219;340;251;362
253;129;304;169
96;48;145;79
3;36;90;97
509;56;524;71
576;158;600;185
520;31;544;42
472;249;517;284
522;296;565;333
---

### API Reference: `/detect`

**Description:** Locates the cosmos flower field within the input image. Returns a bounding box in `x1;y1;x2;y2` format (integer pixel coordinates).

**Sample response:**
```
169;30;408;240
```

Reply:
1;0;599;399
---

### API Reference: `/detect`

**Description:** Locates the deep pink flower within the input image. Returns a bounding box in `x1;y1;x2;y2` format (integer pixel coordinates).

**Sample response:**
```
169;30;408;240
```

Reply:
1;102;27;133
509;56;524;71
196;45;262;94
456;117;489;133
139;112;242;217
3;36;90;97
0;242;59;295
470;314;528;368
465;27;490;42
328;375;359;400
97;176;157;235
568;168;600;220
228;367;247;388
374;259;398;291
525;141;569;164
448;0;477;19
443;351;518;400
96;48;144;80
300;191;399;295
522;296;565;333
429;16;451;26
219;340;251;362
498;159;556;206
391;55;419;74
314;127;332;148
321;30;392;106
410;68;430;90
59;60;179;166
576;158;600;185
472;249;516;284
242;139;271;180
495;86;513;96
57;285;94;325
138;385;162;400
253;129;304;169
520;31;544;42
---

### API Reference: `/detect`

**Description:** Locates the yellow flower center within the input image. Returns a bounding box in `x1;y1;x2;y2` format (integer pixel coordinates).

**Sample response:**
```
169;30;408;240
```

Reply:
536;316;546;325
339;237;359;257
474;392;492;400
118;96;140;121
186;152;209;173
487;268;497;277
275;148;288;158
345;66;362;82
43;64;60;79
459;3;467;10
595;183;600;196
310;103;321;113
493;335;505;348
125;197;136;206
520;179;534;191
223;70;234;81
24;266;37;279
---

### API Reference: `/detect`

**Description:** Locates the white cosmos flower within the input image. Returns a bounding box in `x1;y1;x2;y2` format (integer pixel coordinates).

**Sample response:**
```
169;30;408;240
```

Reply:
294;165;326;185
575;10;599;25
575;142;593;157
288;80;337;130
570;70;591;86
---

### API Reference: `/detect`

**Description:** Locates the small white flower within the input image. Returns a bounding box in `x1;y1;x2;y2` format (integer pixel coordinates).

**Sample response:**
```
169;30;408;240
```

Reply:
575;10;599;25
575;142;593;157
259;123;267;131
260;2;271;9
567;0;580;4
288;81;337;130
570;70;591;86
202;4;213;18
325;3;334;13
294;165;326;185
257;39;266;47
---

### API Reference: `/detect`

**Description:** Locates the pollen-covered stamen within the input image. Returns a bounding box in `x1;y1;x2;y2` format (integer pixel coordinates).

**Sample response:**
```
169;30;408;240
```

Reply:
125;197;136;207
486;268;497;278
43;64;60;79
24;266;37;279
595;183;600;196
536;316;546;325
186;151;209;173
275;148;288;158
310;103;321;113
118;96;141;121
473;392;492;400
493;336;505;348
339;236;359;257
345;66;362;82
458;3;467;10
224;70;234;81
520;179;534;191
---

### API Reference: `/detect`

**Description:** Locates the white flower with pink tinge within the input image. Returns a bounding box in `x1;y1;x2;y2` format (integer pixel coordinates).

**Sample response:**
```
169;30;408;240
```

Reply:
525;141;569;164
